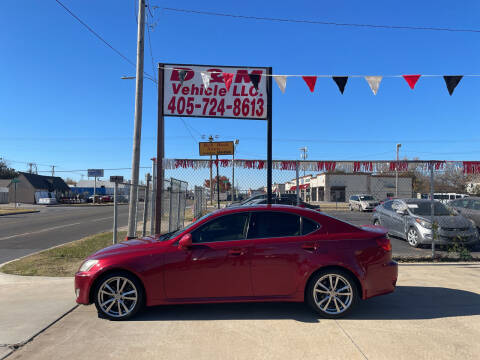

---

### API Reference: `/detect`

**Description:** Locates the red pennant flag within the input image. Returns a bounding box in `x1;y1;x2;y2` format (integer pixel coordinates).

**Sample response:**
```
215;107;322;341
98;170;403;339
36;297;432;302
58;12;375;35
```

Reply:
222;73;234;92
302;76;317;92
403;75;421;89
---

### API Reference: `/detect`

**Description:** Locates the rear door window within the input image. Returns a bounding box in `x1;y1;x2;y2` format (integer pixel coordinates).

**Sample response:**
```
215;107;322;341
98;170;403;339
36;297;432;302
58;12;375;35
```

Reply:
302;217;320;235
383;200;394;211
248;211;300;239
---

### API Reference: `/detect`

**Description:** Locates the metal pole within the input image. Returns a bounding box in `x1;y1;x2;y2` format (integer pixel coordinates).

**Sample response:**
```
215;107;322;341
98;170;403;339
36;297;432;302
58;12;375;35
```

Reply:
266;67;273;205
216;155;220;209
142;174;150;237
232;150;235;202
150;158;156;235
127;0;146;239
296;161;300;206
93;176;96;205
395;143;401;197
430;163;435;258
134;185;140;237
155;65;165;235
210;154;213;205
14;182;17;208
113;182;118;244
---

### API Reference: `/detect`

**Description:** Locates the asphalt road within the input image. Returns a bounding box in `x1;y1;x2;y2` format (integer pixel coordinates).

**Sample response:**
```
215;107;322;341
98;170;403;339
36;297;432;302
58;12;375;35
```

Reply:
0;205;141;264
325;210;480;257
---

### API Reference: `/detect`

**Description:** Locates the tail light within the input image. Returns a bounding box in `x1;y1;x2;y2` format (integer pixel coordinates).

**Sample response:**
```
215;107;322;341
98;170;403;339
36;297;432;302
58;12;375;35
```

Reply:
376;236;391;252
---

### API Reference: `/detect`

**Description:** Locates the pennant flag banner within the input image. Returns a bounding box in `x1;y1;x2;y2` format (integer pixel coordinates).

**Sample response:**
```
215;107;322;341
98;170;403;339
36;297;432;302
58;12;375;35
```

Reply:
463;161;480;174
403;75;421;89
273;75;287;93
302;76;317;93
444;76;463;95
365;76;382;95
332;76;348;94
249;73;261;90
222;72;234;92
200;71;211;90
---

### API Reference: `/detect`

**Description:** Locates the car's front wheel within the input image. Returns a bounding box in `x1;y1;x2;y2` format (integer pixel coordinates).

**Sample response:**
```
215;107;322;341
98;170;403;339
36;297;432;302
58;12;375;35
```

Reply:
306;269;359;319
94;272;144;321
406;227;420;248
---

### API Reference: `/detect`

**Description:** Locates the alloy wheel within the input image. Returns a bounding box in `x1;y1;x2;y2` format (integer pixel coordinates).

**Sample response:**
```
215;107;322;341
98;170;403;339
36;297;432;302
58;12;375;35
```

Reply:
407;228;419;247
97;276;138;319
312;274;353;316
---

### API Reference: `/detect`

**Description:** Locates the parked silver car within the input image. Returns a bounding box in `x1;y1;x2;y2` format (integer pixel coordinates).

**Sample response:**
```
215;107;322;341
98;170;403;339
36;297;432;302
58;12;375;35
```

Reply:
372;199;479;248
349;194;379;212
447;196;480;229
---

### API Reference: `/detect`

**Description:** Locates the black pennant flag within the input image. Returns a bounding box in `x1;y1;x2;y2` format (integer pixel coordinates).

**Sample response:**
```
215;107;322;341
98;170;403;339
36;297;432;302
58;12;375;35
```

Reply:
178;70;187;85
332;76;348;94
443;76;463;96
249;73;261;90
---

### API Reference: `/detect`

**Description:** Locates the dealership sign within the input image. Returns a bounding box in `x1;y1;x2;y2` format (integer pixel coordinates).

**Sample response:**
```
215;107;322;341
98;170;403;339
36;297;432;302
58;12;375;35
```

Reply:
163;64;269;120
199;141;234;156
88;169;104;177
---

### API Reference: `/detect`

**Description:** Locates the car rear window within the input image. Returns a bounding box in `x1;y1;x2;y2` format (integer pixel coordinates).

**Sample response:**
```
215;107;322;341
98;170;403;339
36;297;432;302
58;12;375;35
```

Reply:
302;217;320;235
248;211;300;239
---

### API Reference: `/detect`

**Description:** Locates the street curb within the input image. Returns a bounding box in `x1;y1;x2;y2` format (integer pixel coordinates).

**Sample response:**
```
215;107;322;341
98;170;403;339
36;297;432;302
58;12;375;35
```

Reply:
0;210;40;217
0;304;79;360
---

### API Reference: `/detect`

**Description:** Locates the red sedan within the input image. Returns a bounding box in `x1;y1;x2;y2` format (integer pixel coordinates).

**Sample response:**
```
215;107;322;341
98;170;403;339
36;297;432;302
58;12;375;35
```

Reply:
75;205;398;320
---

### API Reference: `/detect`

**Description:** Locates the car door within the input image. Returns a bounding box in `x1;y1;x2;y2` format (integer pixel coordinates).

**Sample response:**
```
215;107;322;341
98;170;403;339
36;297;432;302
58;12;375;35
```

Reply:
248;211;319;297
389;200;407;236
466;199;480;227
378;200;394;230
163;212;253;299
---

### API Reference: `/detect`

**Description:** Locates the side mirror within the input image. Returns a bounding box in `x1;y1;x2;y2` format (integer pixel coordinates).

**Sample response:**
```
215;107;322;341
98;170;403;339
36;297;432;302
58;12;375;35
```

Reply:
178;233;192;250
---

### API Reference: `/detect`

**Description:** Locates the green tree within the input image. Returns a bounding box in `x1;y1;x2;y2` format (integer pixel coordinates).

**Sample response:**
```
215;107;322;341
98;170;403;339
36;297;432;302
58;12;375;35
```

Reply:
0;159;18;179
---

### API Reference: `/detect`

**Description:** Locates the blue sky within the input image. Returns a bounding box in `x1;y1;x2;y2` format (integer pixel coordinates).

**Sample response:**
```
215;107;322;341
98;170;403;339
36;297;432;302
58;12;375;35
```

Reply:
1;0;480;183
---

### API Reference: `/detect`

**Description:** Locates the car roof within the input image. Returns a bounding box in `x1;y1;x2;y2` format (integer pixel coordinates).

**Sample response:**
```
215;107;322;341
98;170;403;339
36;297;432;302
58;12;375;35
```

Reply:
213;204;316;216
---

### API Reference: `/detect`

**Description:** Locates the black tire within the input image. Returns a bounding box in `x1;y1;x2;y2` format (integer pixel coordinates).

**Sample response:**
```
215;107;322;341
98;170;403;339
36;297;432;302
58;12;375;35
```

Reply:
306;269;359;319
94;271;144;321
349;204;353;211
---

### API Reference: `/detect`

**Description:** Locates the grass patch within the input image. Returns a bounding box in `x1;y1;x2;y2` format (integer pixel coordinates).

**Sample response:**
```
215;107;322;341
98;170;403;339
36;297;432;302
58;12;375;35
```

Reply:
0;208;38;215
0;231;126;277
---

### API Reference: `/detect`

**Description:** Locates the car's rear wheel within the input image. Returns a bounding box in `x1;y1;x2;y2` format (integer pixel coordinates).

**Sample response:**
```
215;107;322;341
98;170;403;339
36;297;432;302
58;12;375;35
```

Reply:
406;227;420;248
306;269;359;319
94;272;144;321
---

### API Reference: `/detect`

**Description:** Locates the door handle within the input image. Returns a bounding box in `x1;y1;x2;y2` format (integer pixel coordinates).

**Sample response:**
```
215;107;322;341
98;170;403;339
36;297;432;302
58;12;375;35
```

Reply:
228;248;245;256
302;242;317;251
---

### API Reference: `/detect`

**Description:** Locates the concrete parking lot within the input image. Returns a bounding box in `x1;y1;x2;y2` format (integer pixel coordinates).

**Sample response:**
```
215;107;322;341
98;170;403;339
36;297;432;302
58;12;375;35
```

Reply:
5;263;480;360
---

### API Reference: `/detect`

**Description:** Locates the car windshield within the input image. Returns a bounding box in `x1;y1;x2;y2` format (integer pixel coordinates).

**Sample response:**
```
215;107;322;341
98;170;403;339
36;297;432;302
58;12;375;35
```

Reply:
156;212;215;241
407;202;452;216
359;196;374;201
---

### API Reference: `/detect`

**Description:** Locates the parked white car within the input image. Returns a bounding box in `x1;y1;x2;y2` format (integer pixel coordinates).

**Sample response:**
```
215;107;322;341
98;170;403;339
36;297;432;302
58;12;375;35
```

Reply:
38;197;58;205
349;194;379;212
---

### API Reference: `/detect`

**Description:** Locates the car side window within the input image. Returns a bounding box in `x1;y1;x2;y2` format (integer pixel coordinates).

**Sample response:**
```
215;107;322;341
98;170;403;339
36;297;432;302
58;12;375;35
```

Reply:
383;201;393;211
191;213;249;243
248;212;300;239
302;217;320;235
469;200;480;210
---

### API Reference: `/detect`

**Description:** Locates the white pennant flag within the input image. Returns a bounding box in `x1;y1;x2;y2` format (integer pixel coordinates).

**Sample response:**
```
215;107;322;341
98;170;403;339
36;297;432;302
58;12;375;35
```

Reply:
273;75;287;94
365;76;382;95
200;71;212;90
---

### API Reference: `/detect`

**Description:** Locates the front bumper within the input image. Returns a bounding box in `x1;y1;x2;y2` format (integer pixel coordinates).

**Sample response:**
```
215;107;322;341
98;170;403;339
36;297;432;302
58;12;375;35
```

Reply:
74;272;96;304
417;226;479;245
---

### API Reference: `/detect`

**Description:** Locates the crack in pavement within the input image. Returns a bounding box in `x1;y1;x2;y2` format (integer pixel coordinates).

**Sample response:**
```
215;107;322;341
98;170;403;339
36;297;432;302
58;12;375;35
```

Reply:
335;319;369;360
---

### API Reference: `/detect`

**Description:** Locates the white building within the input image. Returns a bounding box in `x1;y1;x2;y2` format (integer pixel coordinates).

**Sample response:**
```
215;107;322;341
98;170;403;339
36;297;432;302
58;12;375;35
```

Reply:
284;173;412;202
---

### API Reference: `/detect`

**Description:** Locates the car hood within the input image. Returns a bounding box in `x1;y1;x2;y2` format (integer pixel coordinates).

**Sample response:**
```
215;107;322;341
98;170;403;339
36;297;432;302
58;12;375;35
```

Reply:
415;215;472;228
89;236;171;259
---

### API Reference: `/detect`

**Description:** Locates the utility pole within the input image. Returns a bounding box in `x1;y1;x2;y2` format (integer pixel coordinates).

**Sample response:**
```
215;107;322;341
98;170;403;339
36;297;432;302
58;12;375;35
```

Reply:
150;158;156;235
395;143;402;197
202;135;218;205
300;147;308;200
127;0;146;239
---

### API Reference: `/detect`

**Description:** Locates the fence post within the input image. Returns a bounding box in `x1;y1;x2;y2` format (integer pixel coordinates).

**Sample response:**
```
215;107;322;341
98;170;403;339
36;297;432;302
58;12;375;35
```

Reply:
150;158;156;235
296;161;300;205
113;181;118;244
169;179;173;232
142;174;151;237
177;184;182;229
430;163;435;258
134;185;140;236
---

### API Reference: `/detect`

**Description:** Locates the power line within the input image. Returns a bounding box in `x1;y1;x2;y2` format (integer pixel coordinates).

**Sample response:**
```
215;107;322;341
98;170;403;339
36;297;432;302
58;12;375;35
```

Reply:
162;7;480;34
54;0;156;83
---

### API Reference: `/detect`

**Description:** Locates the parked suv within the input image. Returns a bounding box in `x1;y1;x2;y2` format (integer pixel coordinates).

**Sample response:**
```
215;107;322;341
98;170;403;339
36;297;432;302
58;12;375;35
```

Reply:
349;194;379;212
372;198;479;248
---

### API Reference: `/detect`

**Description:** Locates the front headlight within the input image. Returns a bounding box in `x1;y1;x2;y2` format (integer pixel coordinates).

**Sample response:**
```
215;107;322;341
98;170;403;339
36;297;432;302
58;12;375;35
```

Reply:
79;259;98;272
415;218;432;229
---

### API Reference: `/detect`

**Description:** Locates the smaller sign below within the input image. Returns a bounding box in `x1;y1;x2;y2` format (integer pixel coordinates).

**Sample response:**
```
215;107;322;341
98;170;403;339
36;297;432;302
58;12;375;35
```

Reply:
88;169;104;178
199;141;234;156
110;176;124;183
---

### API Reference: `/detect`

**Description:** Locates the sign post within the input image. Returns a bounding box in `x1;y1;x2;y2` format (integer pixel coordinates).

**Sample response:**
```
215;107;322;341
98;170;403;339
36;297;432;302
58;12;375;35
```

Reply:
157;63;273;231
88;169;104;205
11;179;20;208
109;175;124;244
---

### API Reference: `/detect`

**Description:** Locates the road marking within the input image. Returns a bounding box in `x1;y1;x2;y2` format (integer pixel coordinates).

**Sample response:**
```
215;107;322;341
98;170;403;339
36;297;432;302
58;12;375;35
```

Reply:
91;217;113;222
0;222;82;241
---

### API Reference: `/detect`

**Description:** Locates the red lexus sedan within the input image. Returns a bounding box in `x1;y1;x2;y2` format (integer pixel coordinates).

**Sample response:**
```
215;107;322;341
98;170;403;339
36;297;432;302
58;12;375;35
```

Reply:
75;205;398;320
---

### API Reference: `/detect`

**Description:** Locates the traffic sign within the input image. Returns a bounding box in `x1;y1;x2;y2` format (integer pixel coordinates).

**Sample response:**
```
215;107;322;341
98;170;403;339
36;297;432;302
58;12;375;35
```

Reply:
110;176;124;183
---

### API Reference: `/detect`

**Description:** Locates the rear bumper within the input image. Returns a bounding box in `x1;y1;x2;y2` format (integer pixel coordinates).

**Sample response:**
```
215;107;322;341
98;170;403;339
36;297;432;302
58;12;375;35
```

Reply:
363;260;398;299
74;272;96;304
